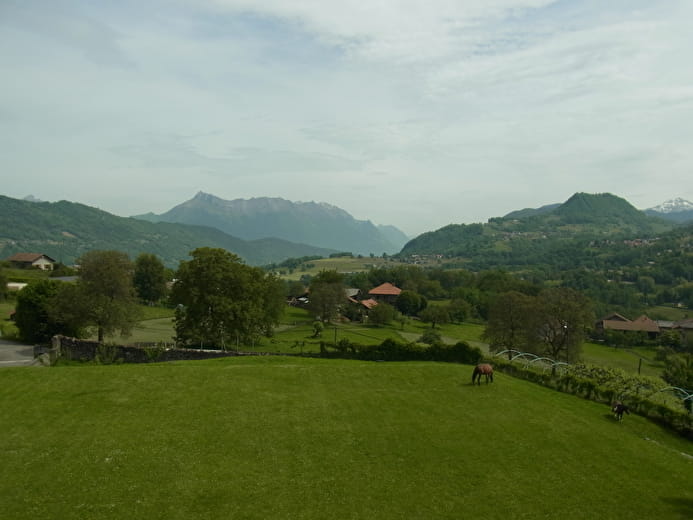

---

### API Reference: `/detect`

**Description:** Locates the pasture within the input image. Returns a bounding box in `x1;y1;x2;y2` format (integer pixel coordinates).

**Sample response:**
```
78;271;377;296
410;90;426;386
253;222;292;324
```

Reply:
276;256;394;280
1;357;691;519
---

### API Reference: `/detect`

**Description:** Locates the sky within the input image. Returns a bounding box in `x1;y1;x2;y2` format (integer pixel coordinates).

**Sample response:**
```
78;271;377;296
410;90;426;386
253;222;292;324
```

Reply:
1;0;692;236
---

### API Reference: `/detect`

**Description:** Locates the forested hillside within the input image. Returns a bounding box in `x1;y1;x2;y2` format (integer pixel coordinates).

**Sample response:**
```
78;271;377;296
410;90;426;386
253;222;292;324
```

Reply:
401;193;677;270
0;195;335;266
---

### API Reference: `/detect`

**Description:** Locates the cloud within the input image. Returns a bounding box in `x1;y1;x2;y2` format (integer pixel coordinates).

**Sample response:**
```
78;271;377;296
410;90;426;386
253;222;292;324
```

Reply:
1;0;692;235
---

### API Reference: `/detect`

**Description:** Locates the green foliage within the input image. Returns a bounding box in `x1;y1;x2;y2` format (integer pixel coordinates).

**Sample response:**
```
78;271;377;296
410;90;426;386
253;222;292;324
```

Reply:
0;267;8;300
171;247;283;348
395;290;424;315
49;263;77;278
14;279;82;343
662;353;693;392
418;328;442;346
68;250;140;343
312;320;324;338
367;302;396;326
94;343;123;365
307;270;345;323
483;290;534;353
418;305;450;328
133;253;168;303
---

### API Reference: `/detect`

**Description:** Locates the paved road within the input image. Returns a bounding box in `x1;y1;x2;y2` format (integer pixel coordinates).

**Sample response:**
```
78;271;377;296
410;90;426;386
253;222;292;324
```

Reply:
0;338;36;367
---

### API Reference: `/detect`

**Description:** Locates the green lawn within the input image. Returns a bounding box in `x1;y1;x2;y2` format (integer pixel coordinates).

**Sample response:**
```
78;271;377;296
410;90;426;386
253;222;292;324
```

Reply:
581;341;664;378
1;357;691;519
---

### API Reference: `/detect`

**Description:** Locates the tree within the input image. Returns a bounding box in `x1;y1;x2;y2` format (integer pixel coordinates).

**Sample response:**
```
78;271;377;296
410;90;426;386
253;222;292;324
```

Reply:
134;253;168;304
419;305;450;329
447;298;472;324
308;270;345;323
170;247;283;348
418;328;442;346
662;353;693;412
483;291;534;358
368;302;396;326
312;321;324;337
0;266;8;301
528;287;594;364
14;280;82;343
70;250;140;343
395;290;424;316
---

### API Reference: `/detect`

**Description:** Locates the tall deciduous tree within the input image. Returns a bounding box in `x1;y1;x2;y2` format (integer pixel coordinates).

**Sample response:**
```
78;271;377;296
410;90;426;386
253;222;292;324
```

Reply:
73;250;140;343
419;305;450;329
134;253;168;304
170;247;283;348
395;290;424;316
483;291;534;358
528;287;594;364
308;270;345;323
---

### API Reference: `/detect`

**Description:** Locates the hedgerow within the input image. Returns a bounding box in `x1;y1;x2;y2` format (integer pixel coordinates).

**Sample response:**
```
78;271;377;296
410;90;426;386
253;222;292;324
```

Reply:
492;358;692;438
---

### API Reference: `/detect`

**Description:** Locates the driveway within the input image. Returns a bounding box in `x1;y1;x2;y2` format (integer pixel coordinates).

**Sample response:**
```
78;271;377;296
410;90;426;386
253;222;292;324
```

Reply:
0;338;36;367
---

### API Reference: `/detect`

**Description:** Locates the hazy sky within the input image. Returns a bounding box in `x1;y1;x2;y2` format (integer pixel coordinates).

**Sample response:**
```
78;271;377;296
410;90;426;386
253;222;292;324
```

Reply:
2;0;692;236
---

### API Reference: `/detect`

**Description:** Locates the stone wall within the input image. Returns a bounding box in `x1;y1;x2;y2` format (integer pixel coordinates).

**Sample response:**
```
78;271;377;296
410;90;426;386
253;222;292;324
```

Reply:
53;336;282;364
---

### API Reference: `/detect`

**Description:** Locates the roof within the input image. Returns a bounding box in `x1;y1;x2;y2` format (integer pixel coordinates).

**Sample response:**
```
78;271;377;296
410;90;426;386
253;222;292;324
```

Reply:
368;282;402;296
599;312;630;323
6;253;56;263
598;314;660;333
674;318;693;330
360;298;379;310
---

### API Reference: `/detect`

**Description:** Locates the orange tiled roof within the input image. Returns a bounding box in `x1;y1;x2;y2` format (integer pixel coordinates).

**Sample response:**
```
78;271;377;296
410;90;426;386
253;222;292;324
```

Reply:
368;282;402;296
360;298;379;309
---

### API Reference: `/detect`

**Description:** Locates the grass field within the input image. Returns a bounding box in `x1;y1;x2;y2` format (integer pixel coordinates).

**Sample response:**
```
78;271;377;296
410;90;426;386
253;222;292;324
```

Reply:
1;357;691;519
277;256;395;280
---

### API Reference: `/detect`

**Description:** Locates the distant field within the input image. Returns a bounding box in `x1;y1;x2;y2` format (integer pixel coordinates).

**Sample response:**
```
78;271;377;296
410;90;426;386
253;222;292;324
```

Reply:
277;256;395;280
1;357;691;519
581;341;664;378
648;305;691;321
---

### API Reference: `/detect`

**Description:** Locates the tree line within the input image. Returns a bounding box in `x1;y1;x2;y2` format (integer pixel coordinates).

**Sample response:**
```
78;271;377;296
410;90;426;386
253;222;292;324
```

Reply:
11;248;283;349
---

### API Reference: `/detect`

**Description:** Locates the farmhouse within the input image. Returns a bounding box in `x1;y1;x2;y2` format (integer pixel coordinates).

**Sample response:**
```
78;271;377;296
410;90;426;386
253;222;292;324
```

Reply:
368;282;402;304
5;252;56;270
595;312;660;339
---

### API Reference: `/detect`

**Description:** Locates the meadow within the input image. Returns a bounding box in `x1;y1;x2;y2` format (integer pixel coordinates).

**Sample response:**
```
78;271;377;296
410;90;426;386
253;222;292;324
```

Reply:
1;357;691;519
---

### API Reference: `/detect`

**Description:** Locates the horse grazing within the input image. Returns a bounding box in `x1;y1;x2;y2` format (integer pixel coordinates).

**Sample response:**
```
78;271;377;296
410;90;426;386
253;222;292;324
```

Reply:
472;364;494;385
612;402;630;421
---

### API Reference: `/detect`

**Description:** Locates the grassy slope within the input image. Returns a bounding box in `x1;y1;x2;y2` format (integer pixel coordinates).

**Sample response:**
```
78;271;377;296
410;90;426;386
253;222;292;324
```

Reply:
1;357;691;520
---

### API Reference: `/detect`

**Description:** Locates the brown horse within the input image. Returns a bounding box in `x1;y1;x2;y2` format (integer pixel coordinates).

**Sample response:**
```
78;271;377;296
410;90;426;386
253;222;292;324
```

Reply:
472;364;494;385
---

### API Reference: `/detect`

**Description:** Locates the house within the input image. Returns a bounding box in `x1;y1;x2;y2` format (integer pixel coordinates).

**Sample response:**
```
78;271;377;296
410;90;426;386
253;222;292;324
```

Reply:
5;253;56;270
595;313;660;339
368;282;402;304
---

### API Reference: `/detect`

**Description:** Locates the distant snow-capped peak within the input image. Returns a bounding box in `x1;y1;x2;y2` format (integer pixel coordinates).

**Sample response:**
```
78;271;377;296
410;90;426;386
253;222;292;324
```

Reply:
647;198;693;213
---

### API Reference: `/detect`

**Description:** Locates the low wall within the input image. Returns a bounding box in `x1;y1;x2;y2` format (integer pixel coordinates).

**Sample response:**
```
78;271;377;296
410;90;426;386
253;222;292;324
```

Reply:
52;336;282;364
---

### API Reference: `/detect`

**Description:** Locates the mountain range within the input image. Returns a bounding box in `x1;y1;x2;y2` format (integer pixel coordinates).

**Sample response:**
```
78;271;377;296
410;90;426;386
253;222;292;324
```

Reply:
0;195;335;267
504;196;693;224
134;192;409;255
643;197;693;223
401;193;682;266
2;191;690;269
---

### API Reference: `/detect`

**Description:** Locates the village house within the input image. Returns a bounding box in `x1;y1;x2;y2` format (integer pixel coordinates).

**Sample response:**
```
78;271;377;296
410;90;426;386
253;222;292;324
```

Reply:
594;312;660;340
368;282;402;304
5;253;56;271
